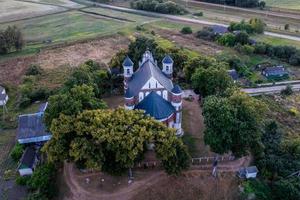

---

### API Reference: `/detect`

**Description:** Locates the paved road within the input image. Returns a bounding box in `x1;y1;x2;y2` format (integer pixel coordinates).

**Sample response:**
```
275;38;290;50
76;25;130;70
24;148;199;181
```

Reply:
241;84;300;96
78;0;300;42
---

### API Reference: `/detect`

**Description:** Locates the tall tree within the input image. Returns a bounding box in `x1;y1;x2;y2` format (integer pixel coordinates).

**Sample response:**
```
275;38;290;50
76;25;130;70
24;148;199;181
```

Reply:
203;92;266;157
43;108;190;175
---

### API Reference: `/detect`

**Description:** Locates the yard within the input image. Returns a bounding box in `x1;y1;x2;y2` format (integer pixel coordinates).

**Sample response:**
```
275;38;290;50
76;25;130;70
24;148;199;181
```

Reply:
264;0;300;10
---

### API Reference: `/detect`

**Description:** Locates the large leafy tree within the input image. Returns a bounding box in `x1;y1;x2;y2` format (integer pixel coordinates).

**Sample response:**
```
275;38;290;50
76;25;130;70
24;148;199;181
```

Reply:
44;84;107;128
43;108;190;175
203;92;266;157
191;66;233;97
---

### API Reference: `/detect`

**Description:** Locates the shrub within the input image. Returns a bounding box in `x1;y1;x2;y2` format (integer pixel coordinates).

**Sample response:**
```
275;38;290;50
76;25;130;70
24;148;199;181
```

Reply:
10;143;24;162
217;33;236;47
254;43;267;54
281;85;293;96
193;12;203;16
181;26;192;34
196;27;215;41
26;65;43;76
235;31;249;45
241;45;255;54
289;107;299;116
136;25;145;31
16;175;30;186
284;24;289;30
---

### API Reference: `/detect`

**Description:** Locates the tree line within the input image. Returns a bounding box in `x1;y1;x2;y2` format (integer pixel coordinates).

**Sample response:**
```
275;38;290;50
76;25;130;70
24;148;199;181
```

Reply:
0;26;24;54
130;0;188;15
201;0;266;8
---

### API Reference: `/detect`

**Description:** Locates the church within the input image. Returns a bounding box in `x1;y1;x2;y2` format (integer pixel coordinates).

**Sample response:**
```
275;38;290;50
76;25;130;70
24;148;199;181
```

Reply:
123;50;183;136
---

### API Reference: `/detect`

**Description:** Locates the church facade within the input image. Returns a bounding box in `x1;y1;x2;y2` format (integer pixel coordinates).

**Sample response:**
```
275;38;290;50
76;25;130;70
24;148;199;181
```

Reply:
123;50;183;136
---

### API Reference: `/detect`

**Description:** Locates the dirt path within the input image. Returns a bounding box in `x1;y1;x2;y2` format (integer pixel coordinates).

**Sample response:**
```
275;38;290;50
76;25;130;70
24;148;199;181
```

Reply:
62;155;251;200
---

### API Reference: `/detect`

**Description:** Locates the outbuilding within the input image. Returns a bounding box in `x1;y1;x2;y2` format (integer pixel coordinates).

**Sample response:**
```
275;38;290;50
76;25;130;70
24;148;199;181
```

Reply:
262;66;289;79
18;147;38;176
0;86;8;106
238;166;259;179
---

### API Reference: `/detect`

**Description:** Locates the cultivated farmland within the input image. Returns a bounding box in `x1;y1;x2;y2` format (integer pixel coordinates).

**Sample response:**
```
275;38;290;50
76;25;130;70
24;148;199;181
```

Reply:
264;0;300;10
0;0;66;23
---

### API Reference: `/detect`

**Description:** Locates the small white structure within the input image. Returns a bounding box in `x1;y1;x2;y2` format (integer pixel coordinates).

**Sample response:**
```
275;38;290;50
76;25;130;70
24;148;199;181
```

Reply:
238;166;258;179
0;86;8;106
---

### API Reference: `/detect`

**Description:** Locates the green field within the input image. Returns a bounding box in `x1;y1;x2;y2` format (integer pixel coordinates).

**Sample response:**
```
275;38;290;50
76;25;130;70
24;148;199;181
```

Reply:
264;0;300;10
254;34;300;49
0;9;158;58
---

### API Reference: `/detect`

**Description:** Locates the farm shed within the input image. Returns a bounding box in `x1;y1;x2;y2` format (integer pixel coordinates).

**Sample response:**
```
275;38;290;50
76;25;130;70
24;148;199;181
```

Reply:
262;66;289;79
18;147;38;176
211;25;229;35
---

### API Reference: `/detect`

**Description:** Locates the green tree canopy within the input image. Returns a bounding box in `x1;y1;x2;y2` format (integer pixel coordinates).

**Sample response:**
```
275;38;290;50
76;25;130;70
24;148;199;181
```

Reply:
203;92;266;157
191;66;233;97
44;84;107;128
43;108;190;175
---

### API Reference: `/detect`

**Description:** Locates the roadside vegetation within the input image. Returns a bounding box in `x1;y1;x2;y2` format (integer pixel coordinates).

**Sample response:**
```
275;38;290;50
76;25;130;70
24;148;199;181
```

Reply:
130;0;188;15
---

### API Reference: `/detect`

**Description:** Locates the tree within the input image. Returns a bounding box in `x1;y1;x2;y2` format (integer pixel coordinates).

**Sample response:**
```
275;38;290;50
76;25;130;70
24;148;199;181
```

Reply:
217;33;236;47
203;92;266;157
259;1;266;9
191;66;233;97
235;31;249;45
44;108;190;175
0;26;24;54
273;177;300;200
181;26;193;34
249;18;265;34
44;84;107;128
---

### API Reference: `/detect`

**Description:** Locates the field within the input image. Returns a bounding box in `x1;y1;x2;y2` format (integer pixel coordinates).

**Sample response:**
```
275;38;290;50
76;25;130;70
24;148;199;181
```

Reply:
264;0;300;10
0;0;66;23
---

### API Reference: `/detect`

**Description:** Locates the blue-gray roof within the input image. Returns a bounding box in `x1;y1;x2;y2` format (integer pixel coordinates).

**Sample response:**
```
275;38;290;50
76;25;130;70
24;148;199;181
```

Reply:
0;86;4;93
19;147;36;169
162;55;173;64
123;56;133;67
127;59;173;97
212;25;229;34
228;69;238;80
172;85;182;94
125;89;133;98
135;91;175;120
264;66;288;76
38;102;48;113
17;113;51;144
0;93;7;101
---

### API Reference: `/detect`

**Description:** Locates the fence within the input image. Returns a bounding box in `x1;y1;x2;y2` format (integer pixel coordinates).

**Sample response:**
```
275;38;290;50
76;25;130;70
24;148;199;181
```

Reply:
135;155;235;168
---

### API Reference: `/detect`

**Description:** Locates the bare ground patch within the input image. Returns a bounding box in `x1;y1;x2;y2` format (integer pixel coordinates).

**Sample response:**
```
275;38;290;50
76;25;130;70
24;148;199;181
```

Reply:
0;35;130;85
154;28;224;56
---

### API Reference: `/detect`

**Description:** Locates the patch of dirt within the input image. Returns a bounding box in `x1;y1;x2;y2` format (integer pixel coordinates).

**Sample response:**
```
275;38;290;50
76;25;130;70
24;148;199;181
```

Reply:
0;35;130;85
154;28;224;56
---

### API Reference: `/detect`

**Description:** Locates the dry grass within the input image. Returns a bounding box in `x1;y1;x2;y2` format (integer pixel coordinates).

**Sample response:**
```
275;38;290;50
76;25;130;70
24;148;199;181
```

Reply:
0;0;66;23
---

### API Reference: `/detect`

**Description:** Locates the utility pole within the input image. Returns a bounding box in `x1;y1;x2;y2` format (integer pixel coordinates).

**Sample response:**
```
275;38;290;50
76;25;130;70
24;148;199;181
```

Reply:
212;157;219;178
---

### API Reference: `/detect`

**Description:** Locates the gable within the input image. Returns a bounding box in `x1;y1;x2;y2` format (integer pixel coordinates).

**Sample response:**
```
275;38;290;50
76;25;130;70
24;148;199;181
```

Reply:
141;77;164;90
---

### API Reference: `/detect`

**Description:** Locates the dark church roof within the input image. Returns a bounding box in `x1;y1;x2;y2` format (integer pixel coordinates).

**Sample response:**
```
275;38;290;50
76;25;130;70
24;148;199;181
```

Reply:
19;147;36;169
0;86;4;93
162;55;173;64
123;56;133;67
38;102;48;112
135;91;175;120
171;85;182;94
17;113;51;144
127;59;173;97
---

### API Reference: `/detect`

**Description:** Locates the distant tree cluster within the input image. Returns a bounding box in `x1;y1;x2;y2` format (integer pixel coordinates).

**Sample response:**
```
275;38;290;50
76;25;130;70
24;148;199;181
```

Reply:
0;26;24;54
130;0;188;15
43;108;190;175
229;18;265;34
200;0;264;8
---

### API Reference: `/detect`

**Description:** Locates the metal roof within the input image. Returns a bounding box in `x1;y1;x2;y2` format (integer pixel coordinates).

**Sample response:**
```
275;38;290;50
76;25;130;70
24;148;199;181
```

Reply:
162;55;173;64
264;66;288;76
127;59;173;97
135;91;175;120
246;166;258;174
123;56;133;67
171;84;182;94
211;25;229;34
17;113;51;143
0;86;4;93
19;147;36;169
0;93;7;101
228;69;239;80
38;102;48;113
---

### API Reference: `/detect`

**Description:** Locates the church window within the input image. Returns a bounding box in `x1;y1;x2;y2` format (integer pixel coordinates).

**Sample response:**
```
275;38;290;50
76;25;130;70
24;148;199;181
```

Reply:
127;69;130;75
166;65;169;71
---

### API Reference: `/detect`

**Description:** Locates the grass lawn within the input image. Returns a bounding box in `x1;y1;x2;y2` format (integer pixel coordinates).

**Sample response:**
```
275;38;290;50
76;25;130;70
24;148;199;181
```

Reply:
264;0;300;10
253;34;300;49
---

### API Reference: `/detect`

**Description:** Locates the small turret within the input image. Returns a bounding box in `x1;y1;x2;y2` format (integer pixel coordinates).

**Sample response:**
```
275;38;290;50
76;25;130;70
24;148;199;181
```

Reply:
123;56;133;89
142;49;154;64
124;89;135;110
171;84;183;136
162;55;173;78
